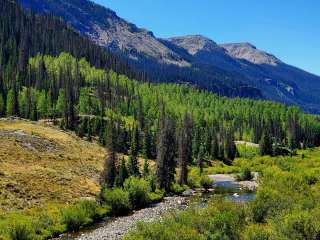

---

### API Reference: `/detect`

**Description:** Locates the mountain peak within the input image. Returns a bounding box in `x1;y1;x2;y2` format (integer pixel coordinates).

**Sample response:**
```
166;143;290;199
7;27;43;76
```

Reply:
220;42;281;66
167;35;219;55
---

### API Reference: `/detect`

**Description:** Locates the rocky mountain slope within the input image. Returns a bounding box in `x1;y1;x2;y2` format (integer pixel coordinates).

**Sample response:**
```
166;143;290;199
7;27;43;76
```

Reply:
18;0;320;112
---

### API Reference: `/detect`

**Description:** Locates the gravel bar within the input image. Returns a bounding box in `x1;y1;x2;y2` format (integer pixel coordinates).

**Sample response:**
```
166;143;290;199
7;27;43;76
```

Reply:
74;196;186;240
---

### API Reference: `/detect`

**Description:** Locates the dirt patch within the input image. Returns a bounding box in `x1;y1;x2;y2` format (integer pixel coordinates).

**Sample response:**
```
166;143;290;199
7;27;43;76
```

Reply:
0;130;60;152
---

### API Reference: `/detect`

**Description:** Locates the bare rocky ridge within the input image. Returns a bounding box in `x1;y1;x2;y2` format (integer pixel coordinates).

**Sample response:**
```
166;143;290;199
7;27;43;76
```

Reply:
220;42;281;66
168;35;222;55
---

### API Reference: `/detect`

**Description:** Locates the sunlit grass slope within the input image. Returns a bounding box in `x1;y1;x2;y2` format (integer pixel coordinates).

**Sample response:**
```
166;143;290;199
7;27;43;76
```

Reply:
0;119;106;212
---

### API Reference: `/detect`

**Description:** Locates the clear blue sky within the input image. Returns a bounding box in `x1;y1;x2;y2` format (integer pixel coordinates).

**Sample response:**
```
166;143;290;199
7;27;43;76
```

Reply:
93;0;319;75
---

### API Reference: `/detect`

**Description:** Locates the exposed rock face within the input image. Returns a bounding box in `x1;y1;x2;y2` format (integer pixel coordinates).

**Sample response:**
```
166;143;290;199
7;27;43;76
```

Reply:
18;0;320;112
221;42;281;66
19;0;189;67
168;35;221;55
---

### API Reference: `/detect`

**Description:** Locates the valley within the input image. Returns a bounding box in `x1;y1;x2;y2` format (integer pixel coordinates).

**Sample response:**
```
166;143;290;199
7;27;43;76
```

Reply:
0;0;320;239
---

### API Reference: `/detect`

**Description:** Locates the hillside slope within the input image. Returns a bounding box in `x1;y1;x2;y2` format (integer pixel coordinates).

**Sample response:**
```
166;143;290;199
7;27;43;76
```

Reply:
17;0;262;99
18;0;320;112
168;36;320;113
0;119;105;212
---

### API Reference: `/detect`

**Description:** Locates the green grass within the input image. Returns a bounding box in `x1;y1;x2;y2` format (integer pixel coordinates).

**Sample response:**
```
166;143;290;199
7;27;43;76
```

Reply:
124;147;320;240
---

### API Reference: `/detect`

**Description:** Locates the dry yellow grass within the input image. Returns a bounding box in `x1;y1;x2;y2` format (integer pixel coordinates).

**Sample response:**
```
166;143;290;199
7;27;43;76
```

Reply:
0;119;106;212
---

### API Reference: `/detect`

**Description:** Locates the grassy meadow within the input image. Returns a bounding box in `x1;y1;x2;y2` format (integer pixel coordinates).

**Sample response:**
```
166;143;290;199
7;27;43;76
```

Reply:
125;146;320;240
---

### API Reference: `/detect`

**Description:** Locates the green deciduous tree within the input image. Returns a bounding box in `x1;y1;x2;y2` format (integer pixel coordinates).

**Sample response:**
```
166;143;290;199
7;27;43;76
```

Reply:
6;89;17;116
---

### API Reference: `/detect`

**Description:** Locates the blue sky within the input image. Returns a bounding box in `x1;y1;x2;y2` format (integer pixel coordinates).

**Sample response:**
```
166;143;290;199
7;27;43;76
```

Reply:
93;0;319;75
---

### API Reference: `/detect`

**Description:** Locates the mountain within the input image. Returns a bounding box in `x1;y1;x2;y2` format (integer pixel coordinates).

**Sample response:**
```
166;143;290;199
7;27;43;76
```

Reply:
169;36;320;112
18;0;320;112
220;42;320;112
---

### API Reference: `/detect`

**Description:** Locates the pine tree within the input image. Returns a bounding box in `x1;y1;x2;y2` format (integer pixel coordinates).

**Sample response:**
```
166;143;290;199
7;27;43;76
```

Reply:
77;117;87;138
127;154;140;177
143;159;150;177
101;120;117;188
224;131;237;163
211;134;219;160
137;95;145;130
99;127;107;145
287;107;301;150
64;69;76;130
259;131;273;156
102;150;117;188
178;112;193;185
127;127;140;176
156;110;176;191
115;158;128;187
142;125;153;159
0;93;5;116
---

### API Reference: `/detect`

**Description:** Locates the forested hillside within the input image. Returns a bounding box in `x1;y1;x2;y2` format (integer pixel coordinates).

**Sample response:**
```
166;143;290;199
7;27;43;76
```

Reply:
3;52;320;162
0;0;145;96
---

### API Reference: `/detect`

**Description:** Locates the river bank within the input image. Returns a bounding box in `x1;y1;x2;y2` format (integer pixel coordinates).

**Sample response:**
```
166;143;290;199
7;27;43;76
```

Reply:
58;174;258;240
58;196;186;240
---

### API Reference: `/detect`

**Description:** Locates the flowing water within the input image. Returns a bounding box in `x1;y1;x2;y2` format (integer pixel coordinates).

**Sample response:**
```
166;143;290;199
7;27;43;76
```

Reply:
57;176;256;240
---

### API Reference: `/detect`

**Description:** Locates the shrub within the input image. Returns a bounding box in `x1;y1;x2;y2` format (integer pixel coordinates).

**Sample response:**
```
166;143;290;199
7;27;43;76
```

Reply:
237;168;253;181
271;209;320;240
123;199;245;240
148;189;165;203
170;183;188;194
8;220;35;240
124;177;151;208
77;200;108;221
242;224;271;240
200;175;214;190
32;205;66;239
102;188;131;215
187;168;201;188
146;174;157;192
249;189;284;223
61;202;93;231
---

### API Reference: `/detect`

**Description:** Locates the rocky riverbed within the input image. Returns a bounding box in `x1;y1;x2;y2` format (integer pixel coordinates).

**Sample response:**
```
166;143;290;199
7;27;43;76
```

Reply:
59;196;187;240
58;174;258;240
